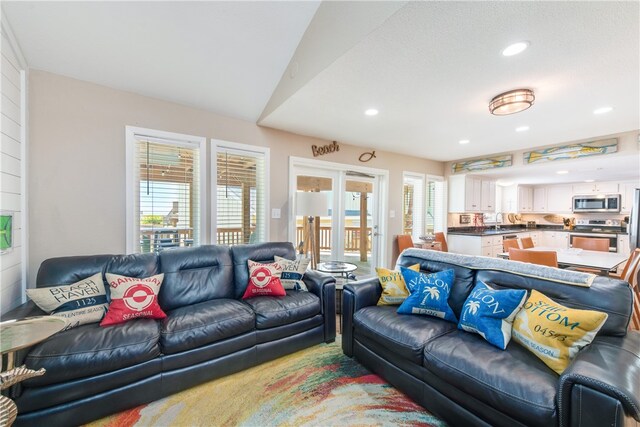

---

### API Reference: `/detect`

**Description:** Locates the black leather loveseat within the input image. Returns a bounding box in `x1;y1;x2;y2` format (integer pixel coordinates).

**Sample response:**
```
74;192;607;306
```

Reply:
2;242;336;426
342;248;640;427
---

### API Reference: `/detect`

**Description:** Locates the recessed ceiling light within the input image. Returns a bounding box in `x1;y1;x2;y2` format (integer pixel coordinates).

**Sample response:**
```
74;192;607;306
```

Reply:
584;179;595;183
459;139;470;145
502;41;529;57
515;126;530;132
593;106;613;115
557;170;569;175
364;108;379;116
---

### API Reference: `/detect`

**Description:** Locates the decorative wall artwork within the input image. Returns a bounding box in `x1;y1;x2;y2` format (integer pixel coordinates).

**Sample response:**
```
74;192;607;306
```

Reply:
452;155;512;173
311;141;340;157
0;213;13;253
524;138;618;164
459;214;471;225
358;151;376;162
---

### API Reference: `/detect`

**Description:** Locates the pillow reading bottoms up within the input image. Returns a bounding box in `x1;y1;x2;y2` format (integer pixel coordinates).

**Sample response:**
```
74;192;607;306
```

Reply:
101;273;166;326
275;256;310;291
511;289;608;374
397;268;457;323
26;273;108;330
376;264;420;306
242;260;286;299
458;282;527;350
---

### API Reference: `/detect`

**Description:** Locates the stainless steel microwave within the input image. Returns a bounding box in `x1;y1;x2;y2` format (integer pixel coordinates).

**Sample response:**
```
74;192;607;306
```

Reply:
572;194;621;213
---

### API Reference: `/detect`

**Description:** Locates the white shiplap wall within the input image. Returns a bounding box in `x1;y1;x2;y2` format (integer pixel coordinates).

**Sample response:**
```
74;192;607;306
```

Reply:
0;15;27;314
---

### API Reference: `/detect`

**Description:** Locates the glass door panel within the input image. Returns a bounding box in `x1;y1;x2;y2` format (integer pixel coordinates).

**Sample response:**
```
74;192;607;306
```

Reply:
296;174;336;265
344;177;376;277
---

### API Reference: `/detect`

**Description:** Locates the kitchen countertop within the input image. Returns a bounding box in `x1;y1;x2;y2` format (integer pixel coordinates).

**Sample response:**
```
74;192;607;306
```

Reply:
448;225;628;237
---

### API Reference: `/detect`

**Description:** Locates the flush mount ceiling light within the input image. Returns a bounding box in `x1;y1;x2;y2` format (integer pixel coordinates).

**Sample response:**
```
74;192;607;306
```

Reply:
459;139;470;145
364;108;379;116
489;89;535;115
502;41;529;57
593;106;613;115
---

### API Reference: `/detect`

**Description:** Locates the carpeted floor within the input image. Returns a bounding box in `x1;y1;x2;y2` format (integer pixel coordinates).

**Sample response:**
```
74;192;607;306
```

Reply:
88;339;445;427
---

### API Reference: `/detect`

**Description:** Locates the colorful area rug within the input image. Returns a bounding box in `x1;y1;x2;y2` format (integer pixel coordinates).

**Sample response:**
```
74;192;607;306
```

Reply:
89;340;445;426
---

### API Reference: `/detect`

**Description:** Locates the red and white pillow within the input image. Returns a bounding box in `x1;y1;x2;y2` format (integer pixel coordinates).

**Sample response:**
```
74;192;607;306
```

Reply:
242;260;286;299
100;273;167;326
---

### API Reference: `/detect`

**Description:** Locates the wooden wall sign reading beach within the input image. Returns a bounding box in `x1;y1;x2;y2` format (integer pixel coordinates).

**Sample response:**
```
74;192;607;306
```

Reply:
312;141;339;157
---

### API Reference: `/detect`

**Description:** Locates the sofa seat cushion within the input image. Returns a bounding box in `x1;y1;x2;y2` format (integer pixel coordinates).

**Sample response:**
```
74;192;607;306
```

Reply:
353;305;457;365
423;330;558;426
242;290;320;329
160;299;255;354
24;319;161;387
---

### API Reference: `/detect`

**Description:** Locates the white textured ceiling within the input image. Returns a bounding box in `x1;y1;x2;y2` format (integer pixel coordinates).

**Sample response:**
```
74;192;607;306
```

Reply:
260;1;640;162
3;1;320;121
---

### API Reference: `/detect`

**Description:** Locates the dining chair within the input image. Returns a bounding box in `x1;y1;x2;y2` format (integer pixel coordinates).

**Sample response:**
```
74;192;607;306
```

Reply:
520;236;534;249
502;239;520;252
572;237;609;252
610;248;640;284
508;248;558;268
630;268;640;331
434;232;448;252
397;234;414;253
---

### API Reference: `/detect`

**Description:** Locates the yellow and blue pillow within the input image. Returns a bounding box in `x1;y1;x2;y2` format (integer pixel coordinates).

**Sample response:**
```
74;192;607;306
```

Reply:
376;264;420;306
458;282;527;350
397;268;457;323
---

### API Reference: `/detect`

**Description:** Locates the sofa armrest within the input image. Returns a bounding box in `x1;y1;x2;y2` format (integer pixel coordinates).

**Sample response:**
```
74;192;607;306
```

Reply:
559;333;640;426
303;270;336;343
342;277;382;357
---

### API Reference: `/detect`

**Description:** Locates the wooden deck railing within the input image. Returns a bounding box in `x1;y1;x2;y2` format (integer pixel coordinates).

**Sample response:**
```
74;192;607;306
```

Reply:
296;226;371;252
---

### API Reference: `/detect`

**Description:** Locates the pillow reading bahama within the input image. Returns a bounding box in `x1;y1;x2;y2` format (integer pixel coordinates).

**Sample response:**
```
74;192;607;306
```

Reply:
511;289;608;374
397;268;457;323
274;256;310;291
375;264;420;306
26;273;108;330
458;281;527;350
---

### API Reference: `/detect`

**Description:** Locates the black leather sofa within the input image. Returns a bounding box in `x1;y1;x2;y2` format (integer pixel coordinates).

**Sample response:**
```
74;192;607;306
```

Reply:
342;249;640;427
2;242;336;426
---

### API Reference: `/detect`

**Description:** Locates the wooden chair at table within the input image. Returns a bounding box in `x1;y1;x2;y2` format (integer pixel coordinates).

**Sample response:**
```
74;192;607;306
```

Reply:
391;234;415;266
503;239;520;253
434;232;448;252
520;236;534;249
572;237;609;252
508;248;558;268
630;268;640;331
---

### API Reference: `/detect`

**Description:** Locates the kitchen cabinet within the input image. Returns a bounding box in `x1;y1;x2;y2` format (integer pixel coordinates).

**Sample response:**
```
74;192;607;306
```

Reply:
448;175;496;213
448;234;504;257
572;181;619;195
541;230;569;249
532;187;547;212
546;185;573;213
518;186;533;212
618;235;630;258
620;182;638;214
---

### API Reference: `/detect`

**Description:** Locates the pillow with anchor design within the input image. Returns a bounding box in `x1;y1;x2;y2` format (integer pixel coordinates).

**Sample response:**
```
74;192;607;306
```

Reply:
397;268;457;323
458;281;527;350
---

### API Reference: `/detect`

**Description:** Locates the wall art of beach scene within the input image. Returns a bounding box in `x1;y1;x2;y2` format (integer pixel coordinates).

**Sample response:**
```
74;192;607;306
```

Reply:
524;138;617;164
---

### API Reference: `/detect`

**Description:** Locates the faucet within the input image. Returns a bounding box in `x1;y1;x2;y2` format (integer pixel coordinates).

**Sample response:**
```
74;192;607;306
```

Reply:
495;212;504;230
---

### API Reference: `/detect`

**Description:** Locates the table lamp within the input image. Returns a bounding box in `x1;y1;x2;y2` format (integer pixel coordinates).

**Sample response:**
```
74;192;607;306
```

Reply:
296;192;328;269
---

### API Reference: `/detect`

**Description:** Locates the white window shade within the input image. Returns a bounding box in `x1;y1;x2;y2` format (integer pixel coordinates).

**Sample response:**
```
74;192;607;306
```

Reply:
428;177;446;233
403;173;425;241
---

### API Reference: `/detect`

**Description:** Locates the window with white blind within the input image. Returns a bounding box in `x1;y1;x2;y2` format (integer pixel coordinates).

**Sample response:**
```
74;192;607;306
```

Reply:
402;173;425;241
427;176;446;233
126;127;206;254
213;141;269;246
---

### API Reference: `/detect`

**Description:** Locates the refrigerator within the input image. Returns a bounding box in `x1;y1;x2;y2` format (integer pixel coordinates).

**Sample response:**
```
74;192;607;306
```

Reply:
630;188;640;251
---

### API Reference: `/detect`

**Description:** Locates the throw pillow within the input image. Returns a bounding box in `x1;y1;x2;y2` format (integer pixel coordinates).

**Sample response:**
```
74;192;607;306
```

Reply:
100;273;166;326
397;268;457;323
242;260;286;299
26;273;108;330
511;289;608;374
376;264;421;306
458;282;527;350
274;256;310;291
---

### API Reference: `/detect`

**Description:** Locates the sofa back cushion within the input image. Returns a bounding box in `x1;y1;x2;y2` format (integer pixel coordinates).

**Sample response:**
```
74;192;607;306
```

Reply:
159;245;234;310
397;254;476;319
476;270;632;336
36;255;115;288
105;253;159;281
230;242;296;300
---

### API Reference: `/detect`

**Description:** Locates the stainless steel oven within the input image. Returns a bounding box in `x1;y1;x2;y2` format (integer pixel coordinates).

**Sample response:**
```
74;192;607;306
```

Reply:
572;194;621;213
569;233;617;253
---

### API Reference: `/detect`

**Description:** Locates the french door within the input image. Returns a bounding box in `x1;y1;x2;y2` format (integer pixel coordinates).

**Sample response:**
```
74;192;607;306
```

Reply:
289;159;386;278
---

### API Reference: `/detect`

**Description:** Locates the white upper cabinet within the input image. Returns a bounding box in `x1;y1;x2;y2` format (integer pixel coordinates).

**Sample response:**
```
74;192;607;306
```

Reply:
545;185;573;213
621;182;639;213
532;187;547;212
481;179;496;211
572;181;619;195
448;175;496;213
518;186;533;212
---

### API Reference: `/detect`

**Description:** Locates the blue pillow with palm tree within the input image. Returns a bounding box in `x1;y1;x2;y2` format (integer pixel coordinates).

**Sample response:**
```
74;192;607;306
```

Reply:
458;281;527;350
397;268;457;323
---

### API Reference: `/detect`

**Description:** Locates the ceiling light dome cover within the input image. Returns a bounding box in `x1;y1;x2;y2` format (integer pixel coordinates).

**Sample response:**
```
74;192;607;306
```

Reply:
489;89;535;115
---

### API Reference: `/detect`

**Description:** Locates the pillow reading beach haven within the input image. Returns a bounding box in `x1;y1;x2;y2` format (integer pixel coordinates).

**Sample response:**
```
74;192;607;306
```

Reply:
275;256;310;291
242;260;286;299
511;289;608;374
376;264;420;306
458;282;527;350
27;273;108;330
101;273;166;326
397;268;457;323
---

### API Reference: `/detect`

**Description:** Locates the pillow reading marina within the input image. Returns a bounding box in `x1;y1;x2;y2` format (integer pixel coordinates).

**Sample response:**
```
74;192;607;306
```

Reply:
26;272;108;330
511;289;608;374
458;281;527;350
101;273;166;326
375;264;420;306
397;268;457;323
242;260;286;299
274;256;310;291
